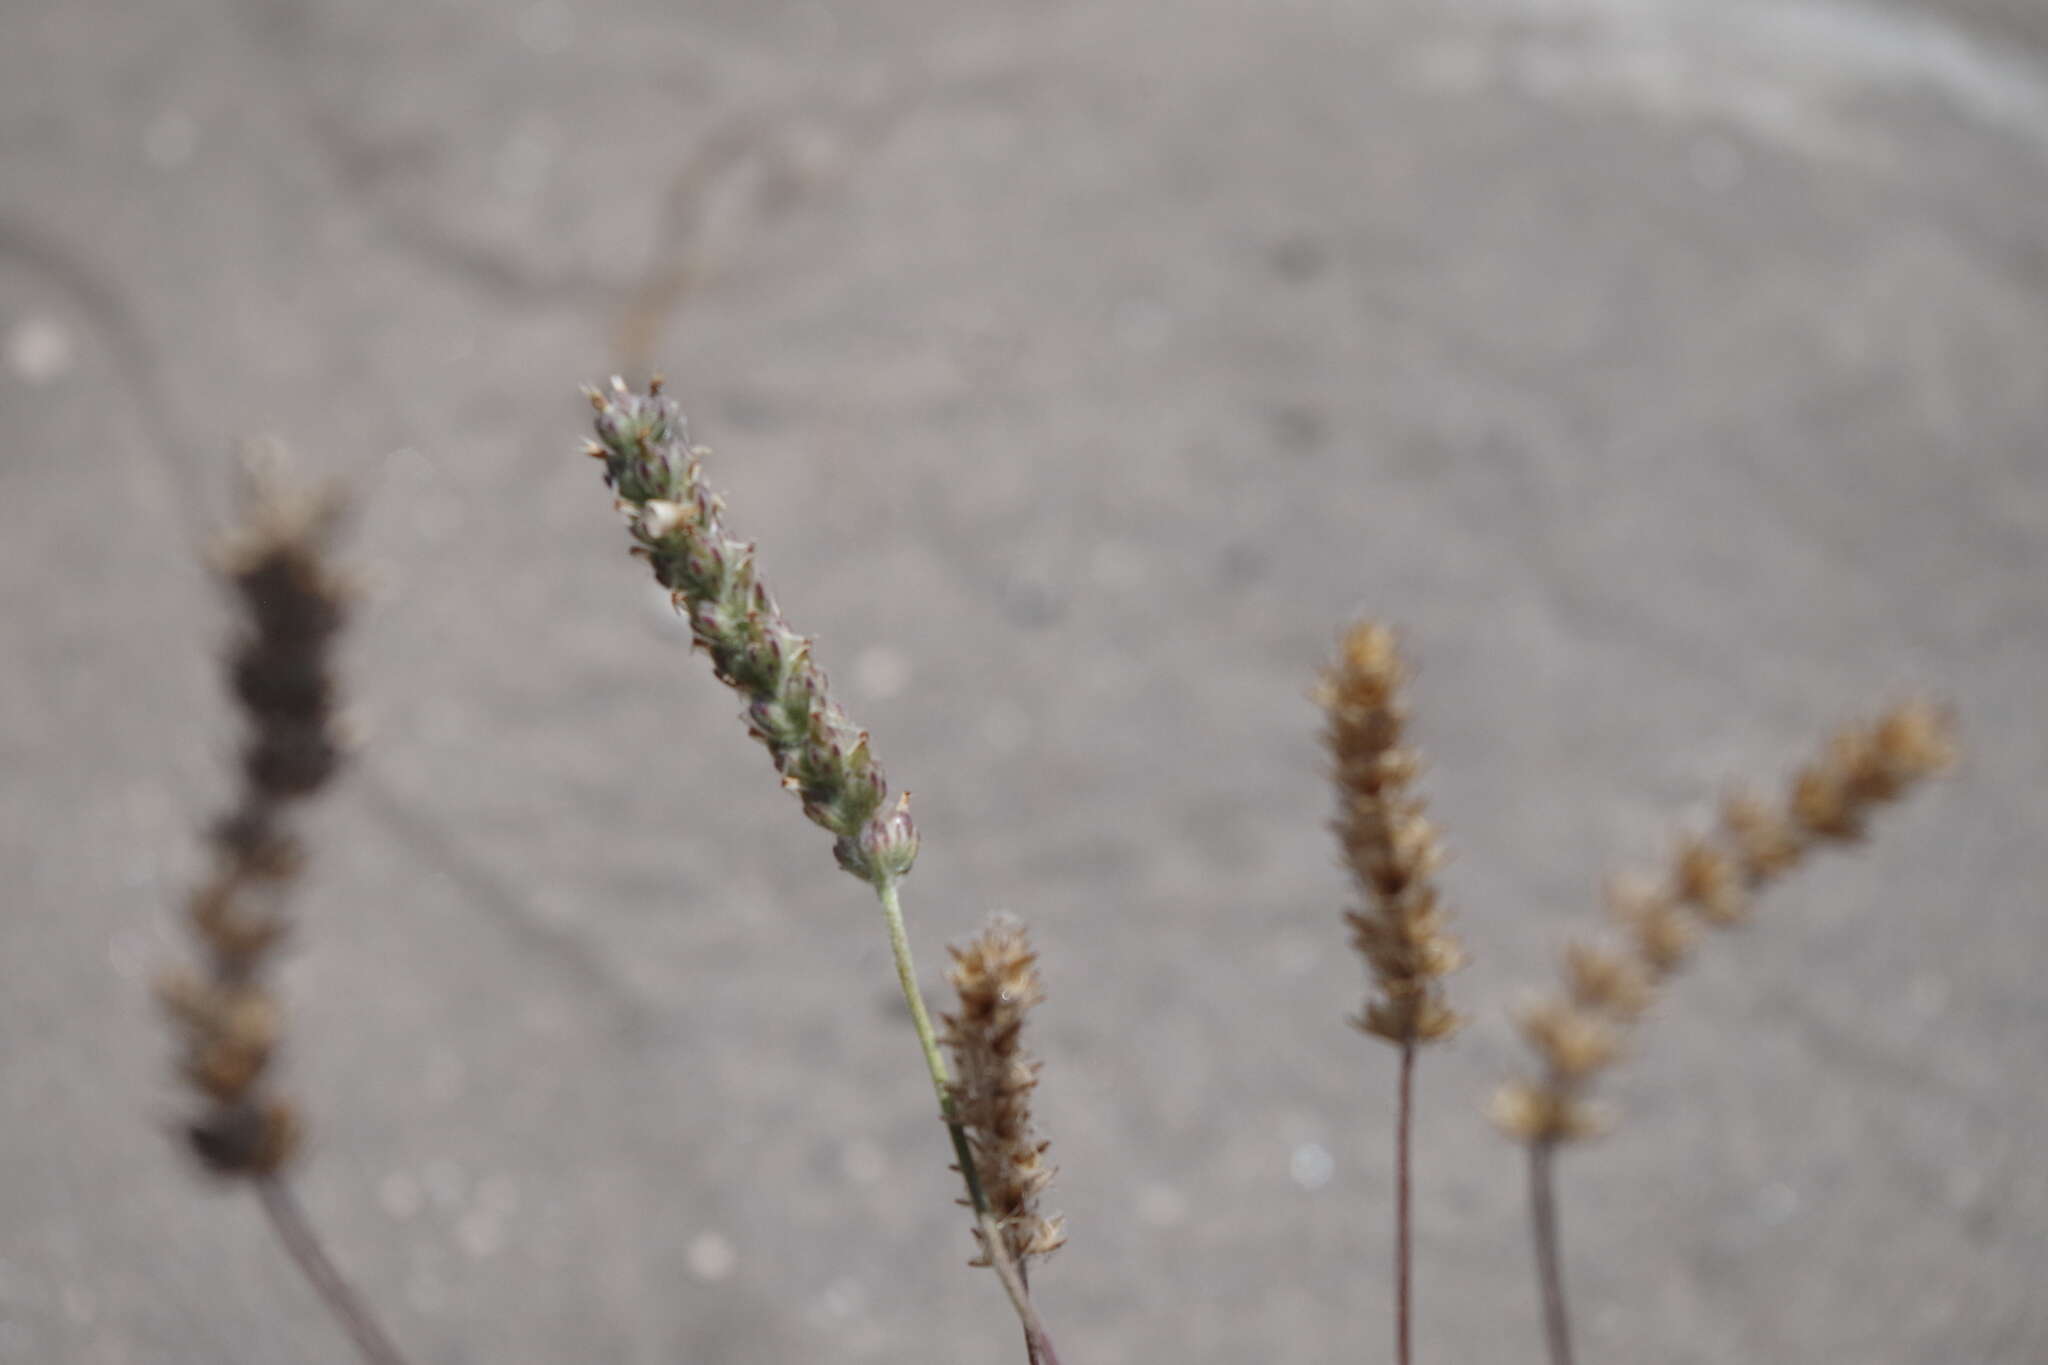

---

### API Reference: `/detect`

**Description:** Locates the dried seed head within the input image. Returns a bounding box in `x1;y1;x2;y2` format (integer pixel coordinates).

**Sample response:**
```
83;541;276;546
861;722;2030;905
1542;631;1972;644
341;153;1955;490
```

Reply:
1562;943;1654;1018
1361;991;1462;1045
1872;699;1956;777
942;915;1065;1269
160;455;354;1179
1489;1079;1606;1144
1607;877;1695;978
1720;792;1804;883
1674;835;1749;927
1517;998;1624;1080
1791;701;1954;842
188;1099;302;1177
1320;622;1463;1047
1498;699;1953;1147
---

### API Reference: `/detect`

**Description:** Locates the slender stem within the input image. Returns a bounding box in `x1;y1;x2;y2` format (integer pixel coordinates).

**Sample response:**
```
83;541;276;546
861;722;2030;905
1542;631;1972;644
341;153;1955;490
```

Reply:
980;1209;1063;1365
1020;1263;1043;1365
874;878;965;1132
255;1177;415;1365
1394;1040;1415;1365
1528;1140;1576;1365
872;875;1065;1365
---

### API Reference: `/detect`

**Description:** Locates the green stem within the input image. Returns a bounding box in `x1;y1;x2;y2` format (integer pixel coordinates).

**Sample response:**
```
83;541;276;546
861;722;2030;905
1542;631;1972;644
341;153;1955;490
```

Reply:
873;876;989;1215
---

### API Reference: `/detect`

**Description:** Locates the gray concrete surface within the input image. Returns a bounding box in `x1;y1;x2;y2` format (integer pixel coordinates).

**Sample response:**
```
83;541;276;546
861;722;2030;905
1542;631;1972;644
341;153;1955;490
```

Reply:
4;0;2046;1361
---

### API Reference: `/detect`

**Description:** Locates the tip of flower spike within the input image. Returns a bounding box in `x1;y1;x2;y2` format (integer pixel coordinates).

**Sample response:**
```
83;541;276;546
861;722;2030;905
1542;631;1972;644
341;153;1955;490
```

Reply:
865;792;921;881
648;373;665;395
833;791;918;882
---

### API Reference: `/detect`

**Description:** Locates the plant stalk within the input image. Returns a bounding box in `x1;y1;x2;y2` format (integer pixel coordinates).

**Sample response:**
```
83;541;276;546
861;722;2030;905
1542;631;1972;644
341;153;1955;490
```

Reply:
1395;1039;1415;1365
1020;1262;1044;1365
1528;1139;1575;1365
873;875;1065;1365
256;1177;415;1365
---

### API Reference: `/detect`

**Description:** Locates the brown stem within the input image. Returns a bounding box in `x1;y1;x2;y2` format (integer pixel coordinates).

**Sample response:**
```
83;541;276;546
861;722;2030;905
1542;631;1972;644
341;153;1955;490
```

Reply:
1527;1140;1576;1365
1020;1262;1044;1365
256;1177;416;1365
978;1211;1064;1365
1395;1039;1415;1365
1030;1319;1064;1365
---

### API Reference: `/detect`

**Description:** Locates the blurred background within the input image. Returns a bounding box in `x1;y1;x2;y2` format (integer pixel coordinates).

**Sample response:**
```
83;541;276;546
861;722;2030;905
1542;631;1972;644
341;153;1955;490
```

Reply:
3;0;2045;1361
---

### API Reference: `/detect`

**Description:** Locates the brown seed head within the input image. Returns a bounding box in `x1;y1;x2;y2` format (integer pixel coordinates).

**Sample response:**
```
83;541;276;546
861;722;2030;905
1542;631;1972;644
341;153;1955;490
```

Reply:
1319;622;1463;1046
1517;997;1625;1080
1791;701;1954;842
942;915;1066;1269
1562;942;1655;1019
1489;1078;1606;1144
1720;791;1804;883
1607;876;1695;979
160;455;353;1179
1674;835;1749;927
1498;699;1953;1145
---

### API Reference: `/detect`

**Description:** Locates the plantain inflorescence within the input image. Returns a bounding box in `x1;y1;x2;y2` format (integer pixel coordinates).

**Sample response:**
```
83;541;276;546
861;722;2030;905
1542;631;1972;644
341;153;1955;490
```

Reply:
160;457;354;1179
584;376;917;884
943;915;1067;1271
1495;699;1957;1145
1319;622;1464;1047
